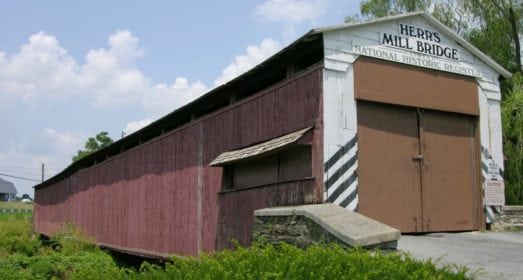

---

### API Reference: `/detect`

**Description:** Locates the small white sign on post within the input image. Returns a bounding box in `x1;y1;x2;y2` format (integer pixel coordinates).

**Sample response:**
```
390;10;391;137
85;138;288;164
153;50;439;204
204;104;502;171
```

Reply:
488;160;500;178
485;180;505;206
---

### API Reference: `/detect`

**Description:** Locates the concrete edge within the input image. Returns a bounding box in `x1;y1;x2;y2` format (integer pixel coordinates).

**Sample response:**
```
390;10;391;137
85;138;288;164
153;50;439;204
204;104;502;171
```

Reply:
254;204;401;248
502;205;523;211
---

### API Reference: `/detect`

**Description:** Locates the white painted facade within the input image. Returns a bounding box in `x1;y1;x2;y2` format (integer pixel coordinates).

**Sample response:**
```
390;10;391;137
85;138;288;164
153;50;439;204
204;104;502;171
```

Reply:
320;13;509;223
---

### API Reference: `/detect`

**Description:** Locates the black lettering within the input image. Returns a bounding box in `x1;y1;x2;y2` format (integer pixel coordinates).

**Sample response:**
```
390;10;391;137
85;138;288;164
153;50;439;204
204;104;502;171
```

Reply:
433;32;441;43
436;45;448;57
405;38;413;50
417;28;425;39
443;47;452;58
395;36;403;47
424;42;432;54
417;41;424;52
452;48;458;60
381;33;394;45
408;25;415;36
399;24;409;35
425;31;433;42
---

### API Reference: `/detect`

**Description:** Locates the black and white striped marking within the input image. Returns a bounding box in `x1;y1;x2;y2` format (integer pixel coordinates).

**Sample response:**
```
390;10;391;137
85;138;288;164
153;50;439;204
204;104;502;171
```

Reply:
324;135;359;211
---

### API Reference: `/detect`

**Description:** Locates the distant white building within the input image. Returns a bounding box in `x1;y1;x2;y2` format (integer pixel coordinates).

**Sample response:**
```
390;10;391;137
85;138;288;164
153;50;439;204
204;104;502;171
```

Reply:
0;178;17;201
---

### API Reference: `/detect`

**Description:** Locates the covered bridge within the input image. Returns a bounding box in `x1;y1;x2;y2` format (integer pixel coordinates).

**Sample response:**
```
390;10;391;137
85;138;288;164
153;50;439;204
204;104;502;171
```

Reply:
34;12;509;258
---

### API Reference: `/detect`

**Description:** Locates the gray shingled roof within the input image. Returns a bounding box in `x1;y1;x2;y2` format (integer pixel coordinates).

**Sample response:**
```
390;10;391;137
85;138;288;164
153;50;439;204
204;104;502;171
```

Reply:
210;127;312;166
0;178;17;194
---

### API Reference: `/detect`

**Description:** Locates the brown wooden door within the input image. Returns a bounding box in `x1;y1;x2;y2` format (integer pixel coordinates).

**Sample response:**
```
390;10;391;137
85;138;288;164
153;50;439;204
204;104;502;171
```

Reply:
357;101;480;233
420;110;480;231
357;101;423;232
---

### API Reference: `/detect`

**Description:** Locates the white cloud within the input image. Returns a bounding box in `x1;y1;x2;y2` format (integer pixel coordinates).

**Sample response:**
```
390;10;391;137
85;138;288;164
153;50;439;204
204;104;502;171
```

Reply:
124;118;154;135
0;32;80;103
143;77;208;117
0;30;151;108
0;30;282;117
0;129;89;196
41;128;88;155
79;30;148;108
254;0;327;23
214;38;281;86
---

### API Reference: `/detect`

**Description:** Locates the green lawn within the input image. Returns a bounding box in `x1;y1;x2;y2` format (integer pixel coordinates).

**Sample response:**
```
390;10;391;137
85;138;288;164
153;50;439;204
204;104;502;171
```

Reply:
0;213;32;221
0;201;33;210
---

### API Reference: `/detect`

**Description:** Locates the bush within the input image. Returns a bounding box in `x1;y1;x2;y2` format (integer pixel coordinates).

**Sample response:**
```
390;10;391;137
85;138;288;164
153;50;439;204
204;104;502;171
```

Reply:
0;214;41;257
0;217;473;279
137;243;471;280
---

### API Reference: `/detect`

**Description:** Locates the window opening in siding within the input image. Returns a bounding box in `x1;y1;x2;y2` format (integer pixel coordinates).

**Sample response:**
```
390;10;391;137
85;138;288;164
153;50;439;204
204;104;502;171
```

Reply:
222;145;312;191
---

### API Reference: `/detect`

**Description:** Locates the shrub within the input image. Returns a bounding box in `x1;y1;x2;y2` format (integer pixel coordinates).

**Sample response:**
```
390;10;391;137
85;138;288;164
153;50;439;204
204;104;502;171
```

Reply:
0;217;473;279
137;243;471;280
0;214;41;257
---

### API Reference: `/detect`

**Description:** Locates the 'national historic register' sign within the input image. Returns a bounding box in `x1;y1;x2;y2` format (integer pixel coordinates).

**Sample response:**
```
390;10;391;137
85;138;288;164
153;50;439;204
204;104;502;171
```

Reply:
351;23;483;78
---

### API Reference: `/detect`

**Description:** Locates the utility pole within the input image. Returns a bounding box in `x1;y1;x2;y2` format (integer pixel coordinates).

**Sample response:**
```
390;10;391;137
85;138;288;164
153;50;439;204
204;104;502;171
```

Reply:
121;131;126;139
41;163;45;182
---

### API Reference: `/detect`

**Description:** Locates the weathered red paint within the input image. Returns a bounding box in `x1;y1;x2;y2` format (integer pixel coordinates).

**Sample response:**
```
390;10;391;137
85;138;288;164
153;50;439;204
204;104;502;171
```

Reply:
34;64;324;257
217;178;317;249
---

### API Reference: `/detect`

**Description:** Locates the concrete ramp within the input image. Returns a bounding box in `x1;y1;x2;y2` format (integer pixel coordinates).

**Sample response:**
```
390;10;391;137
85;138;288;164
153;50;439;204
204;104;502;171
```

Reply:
253;203;401;249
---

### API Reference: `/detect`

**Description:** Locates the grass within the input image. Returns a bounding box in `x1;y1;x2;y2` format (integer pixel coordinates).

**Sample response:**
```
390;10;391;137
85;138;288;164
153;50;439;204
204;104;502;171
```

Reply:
0;213;32;221
0;215;475;280
0;201;33;210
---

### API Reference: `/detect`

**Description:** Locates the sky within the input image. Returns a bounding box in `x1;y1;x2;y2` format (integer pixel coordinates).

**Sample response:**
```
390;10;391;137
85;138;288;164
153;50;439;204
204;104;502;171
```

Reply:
0;0;361;197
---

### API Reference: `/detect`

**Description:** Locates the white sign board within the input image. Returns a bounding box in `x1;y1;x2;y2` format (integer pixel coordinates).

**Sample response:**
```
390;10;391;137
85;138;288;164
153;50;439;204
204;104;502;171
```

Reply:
349;22;483;78
488;160;500;178
485;180;505;206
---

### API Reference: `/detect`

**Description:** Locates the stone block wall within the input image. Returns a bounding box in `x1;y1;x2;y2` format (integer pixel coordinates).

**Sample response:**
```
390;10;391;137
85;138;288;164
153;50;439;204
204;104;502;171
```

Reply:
492;206;523;231
253;215;350;249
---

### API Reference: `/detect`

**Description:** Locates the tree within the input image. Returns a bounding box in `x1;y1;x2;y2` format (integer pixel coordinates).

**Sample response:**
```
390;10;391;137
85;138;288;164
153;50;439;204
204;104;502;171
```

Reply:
502;74;523;204
72;132;114;162
359;0;430;19
467;0;523;74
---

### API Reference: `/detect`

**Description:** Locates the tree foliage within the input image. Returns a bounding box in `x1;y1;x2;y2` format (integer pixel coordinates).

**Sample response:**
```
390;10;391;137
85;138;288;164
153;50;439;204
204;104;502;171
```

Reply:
359;0;430;19
72;132;114;162
467;0;523;74
348;0;523;204
502;74;523;204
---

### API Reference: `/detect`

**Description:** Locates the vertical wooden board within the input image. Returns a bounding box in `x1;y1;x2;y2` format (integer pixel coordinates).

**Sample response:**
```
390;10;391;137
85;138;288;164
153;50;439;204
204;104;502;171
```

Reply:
216;179;316;250
357;101;423;232
421;110;480;231
34;65;323;256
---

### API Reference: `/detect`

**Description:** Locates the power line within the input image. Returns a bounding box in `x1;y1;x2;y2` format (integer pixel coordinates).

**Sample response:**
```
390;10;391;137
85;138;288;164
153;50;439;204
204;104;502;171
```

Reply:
0;163;60;172
0;168;41;176
0;173;41;183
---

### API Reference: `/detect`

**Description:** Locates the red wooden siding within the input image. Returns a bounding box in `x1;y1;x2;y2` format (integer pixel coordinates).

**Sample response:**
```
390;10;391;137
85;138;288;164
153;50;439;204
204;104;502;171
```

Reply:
34;64;324;257
217;178;317;249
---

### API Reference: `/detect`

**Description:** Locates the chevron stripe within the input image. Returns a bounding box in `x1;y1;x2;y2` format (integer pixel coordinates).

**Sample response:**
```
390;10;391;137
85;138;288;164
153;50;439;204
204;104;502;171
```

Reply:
324;136;357;172
327;172;357;203
486;206;495;223
324;135;359;212
324;153;357;189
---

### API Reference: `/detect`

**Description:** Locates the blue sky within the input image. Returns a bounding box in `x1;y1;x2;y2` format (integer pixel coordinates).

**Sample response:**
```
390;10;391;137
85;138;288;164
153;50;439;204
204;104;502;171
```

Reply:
0;0;361;196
